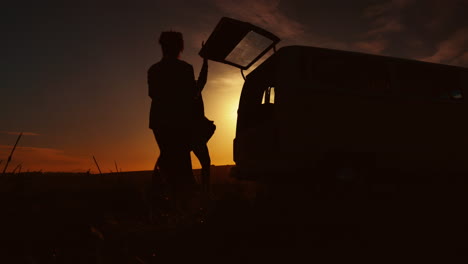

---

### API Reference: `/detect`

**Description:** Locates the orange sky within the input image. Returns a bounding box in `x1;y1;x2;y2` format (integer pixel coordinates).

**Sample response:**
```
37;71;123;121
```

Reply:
0;64;248;172
1;0;466;172
0;55;261;173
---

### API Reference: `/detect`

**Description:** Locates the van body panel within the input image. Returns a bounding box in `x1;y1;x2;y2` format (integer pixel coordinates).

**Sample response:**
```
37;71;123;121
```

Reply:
233;45;468;179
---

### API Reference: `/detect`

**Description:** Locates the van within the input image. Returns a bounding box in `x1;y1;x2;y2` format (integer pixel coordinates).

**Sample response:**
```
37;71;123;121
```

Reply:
201;17;468;182
200;17;468;256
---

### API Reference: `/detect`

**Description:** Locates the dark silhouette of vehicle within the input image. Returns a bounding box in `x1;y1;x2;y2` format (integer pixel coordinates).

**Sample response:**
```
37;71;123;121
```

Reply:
201;17;468;181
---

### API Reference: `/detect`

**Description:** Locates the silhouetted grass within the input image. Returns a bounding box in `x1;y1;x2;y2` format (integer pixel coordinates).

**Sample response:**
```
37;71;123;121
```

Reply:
2;167;468;262
0;166;264;262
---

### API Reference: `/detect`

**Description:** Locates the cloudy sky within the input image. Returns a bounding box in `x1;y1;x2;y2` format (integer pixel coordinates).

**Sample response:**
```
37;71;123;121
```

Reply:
1;0;467;172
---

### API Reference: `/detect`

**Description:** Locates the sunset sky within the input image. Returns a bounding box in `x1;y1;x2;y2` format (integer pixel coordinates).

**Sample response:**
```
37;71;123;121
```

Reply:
1;0;467;172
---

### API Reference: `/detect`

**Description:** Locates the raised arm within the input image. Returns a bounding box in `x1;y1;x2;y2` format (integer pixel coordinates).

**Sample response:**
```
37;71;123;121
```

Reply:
196;58;208;93
195;41;208;96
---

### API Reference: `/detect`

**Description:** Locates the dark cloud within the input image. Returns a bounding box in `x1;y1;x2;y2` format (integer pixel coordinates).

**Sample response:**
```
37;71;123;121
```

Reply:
0;131;40;136
353;37;388;54
214;0;305;39
422;27;468;65
365;0;413;17
262;0;468;63
364;0;412;35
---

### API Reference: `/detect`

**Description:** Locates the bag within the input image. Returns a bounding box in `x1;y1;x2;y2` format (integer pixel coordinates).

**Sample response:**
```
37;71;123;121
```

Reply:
193;116;216;144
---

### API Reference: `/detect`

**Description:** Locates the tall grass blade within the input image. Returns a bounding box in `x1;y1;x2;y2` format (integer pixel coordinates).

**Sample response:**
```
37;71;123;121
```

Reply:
114;160;119;174
2;132;23;176
93;155;103;176
12;163;22;174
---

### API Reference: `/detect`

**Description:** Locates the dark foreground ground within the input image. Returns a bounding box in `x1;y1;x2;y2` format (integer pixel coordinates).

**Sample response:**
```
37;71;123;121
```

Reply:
1;165;468;263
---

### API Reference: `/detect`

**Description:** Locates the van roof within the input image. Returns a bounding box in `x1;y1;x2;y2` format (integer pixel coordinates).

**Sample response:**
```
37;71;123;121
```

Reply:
247;45;467;80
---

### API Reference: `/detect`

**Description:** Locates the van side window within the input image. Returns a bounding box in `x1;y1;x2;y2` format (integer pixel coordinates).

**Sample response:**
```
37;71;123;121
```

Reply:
450;90;463;100
440;90;463;100
436;69;463;101
262;87;275;104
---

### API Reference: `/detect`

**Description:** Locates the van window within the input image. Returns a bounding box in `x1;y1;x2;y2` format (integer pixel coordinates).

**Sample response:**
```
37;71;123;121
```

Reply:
432;68;464;102
225;31;275;68
262;87;275;104
199;17;280;70
450;90;463;100
440;90;463;100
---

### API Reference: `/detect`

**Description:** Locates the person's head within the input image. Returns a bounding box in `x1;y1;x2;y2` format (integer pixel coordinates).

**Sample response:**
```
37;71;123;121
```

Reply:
159;31;184;59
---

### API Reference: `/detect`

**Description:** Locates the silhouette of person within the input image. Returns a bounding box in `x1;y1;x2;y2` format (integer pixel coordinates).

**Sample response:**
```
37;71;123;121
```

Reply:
190;51;216;193
148;31;200;210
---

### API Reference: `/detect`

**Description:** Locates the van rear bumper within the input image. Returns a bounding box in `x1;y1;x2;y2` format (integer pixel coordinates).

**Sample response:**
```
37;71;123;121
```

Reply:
229;163;304;181
229;165;260;181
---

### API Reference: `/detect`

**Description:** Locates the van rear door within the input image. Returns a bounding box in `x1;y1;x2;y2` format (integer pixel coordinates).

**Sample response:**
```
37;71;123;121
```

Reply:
199;17;280;70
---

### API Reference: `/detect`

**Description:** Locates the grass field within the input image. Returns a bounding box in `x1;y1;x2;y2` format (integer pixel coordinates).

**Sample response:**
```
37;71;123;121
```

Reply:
1;165;262;263
2;166;468;262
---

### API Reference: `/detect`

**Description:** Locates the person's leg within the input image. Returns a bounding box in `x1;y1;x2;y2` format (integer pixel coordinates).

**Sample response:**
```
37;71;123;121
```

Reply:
163;129;195;215
153;129;170;176
192;143;211;192
153;128;187;209
152;129;172;222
